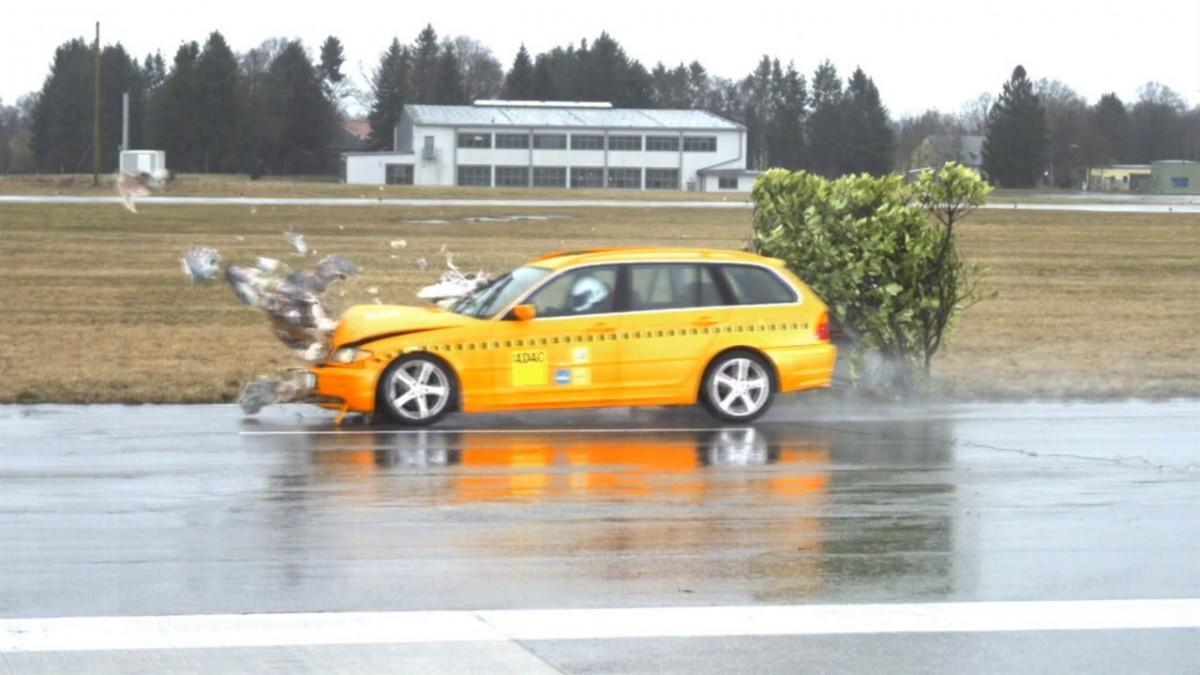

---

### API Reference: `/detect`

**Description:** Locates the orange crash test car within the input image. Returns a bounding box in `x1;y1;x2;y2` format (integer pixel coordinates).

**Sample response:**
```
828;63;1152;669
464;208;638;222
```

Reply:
309;248;836;425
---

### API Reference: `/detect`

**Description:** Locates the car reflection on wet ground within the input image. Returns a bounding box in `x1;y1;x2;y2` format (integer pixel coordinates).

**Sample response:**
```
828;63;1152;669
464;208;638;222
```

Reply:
1;400;1198;673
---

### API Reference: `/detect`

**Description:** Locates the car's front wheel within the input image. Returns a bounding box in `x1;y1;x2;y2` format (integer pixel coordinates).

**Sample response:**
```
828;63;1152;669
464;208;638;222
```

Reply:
701;351;775;423
376;355;456;426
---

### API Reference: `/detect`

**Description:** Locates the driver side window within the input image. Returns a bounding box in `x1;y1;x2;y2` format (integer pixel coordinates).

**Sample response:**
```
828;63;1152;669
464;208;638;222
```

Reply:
526;266;618;318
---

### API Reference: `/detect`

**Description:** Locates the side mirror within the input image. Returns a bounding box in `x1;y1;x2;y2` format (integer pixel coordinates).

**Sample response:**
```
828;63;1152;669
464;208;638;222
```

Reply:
511;304;537;321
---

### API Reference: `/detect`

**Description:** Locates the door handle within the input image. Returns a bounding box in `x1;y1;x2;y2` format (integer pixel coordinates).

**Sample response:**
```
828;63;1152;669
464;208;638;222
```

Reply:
692;316;720;327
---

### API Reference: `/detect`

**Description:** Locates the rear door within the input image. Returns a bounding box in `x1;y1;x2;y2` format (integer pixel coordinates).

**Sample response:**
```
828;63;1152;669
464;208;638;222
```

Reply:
617;263;729;401
489;265;622;408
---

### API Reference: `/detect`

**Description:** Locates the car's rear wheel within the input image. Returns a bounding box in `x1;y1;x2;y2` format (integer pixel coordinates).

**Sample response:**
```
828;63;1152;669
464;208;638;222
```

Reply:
701;351;774;423
376;355;455;426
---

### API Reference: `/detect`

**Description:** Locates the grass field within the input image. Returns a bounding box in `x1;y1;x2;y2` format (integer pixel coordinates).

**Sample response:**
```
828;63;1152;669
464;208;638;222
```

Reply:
1;200;1197;403
0;173;742;202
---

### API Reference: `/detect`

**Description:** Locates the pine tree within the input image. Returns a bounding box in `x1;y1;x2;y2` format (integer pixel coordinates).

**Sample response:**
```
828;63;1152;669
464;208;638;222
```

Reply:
367;39;411;150
434;44;466;104
530;53;556;100
982;65;1046;187
159;42;202;171
196;32;240;172
842;67;894;175
806;60;844;177
772;62;808;169
1091;93;1129;164
31;39;93;172
318;36;345;85
264;40;336;173
502;44;535;100
410;25;441;103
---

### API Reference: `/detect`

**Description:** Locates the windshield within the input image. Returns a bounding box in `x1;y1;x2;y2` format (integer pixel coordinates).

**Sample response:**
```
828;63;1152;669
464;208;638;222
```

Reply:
450;265;551;319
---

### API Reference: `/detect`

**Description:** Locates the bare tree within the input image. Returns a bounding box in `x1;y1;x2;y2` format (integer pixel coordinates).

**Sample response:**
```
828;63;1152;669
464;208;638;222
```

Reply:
448;36;503;102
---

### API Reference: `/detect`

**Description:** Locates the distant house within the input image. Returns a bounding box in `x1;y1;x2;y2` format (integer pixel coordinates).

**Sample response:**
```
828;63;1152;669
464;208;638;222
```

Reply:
331;119;370;153
340;100;756;191
1086;164;1151;193
1150;160;1200;195
909;134;985;174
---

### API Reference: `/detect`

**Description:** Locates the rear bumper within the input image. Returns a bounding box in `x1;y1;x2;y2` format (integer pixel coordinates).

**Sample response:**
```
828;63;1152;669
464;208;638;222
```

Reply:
308;364;379;413
765;342;837;392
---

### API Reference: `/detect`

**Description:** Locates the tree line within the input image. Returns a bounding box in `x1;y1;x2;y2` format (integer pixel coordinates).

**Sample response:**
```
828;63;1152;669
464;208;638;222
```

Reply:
898;66;1200;187
3;26;1197;183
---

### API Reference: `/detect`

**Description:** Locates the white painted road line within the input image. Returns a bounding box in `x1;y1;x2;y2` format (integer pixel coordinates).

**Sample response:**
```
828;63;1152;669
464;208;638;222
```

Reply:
4;599;1199;653
3;194;1200;213
239;426;749;436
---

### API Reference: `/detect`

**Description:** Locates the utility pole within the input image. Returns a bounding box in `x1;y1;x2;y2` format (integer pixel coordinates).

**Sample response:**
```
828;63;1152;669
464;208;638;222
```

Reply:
92;21;101;187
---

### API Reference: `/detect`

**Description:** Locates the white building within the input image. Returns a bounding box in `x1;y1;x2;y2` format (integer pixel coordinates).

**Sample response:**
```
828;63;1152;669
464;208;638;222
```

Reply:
342;101;760;192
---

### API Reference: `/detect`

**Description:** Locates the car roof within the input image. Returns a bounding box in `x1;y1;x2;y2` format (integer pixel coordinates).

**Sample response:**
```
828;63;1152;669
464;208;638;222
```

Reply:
527;247;776;271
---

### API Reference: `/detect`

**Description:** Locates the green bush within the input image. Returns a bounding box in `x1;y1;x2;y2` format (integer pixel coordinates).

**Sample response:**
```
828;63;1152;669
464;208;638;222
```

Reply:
750;162;991;394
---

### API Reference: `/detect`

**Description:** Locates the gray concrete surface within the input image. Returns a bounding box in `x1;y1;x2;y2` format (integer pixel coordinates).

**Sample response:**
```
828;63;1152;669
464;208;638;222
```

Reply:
2;400;1198;673
3;193;1200;213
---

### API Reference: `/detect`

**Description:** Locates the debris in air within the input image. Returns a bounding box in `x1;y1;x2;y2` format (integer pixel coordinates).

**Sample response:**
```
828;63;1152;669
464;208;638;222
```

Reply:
416;257;428;271
180;246;221;284
237;371;310;415
256;256;280;273
416;246;488;308
390;239;407;249
285;230;309;256
224;251;361;361
115;171;164;213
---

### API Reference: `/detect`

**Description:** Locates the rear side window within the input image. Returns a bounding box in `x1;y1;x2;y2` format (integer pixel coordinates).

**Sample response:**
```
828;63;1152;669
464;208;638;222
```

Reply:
628;264;723;311
720;265;797;305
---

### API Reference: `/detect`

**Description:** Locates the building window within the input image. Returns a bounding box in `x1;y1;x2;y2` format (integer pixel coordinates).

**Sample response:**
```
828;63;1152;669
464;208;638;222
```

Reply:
1171;176;1190;188
456;165;491;187
495;133;530;149
457;133;491;149
607;167;641;189
645;168;680;190
385;164;414;185
495;166;530;187
646;136;680;152
533;166;567;187
570;167;604;188
683;136;717;152
718;176;738;190
533;134;567;149
607;135;642;151
571;134;605;150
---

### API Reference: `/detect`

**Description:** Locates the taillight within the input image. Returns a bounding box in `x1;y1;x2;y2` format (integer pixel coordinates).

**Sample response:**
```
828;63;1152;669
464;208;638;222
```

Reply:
815;312;831;341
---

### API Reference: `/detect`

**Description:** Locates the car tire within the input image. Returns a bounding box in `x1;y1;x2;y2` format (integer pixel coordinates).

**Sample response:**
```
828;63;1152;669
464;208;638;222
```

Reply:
700;350;775;423
375;354;457;426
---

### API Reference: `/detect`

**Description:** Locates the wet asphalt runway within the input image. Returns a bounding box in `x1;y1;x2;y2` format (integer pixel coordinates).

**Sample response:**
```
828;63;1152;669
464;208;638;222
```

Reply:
2;400;1198;673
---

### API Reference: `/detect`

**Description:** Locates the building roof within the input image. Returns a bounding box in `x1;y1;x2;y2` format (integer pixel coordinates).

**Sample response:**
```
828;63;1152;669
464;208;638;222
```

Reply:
405;104;743;131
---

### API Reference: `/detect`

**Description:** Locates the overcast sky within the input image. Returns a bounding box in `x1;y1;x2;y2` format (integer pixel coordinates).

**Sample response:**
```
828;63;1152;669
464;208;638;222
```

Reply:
5;0;1198;117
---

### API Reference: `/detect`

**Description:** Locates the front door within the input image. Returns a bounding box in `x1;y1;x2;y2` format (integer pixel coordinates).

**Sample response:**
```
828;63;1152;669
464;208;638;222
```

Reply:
489;265;622;409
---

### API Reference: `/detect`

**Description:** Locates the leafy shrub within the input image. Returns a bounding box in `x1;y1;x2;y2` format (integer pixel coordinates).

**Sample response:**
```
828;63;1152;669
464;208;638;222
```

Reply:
750;162;991;394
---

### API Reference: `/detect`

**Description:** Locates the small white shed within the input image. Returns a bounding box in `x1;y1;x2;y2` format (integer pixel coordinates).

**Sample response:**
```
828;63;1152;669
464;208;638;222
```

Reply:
119;150;167;178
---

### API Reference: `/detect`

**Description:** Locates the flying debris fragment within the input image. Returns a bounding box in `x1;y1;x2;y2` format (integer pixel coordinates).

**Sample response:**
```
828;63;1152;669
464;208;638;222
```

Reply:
224;253;360;360
255;256;280;273
115;171;163;213
285;230;309;256
180;246;221;284
416;257;428;271
237;370;311;415
389;239;407;249
416;246;489;307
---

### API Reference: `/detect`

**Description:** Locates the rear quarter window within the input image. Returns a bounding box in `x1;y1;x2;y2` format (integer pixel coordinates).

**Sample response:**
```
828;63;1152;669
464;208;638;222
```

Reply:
720;265;798;305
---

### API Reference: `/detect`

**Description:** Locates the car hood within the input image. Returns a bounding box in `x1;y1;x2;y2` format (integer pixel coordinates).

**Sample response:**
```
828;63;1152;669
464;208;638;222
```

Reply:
330;304;477;349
